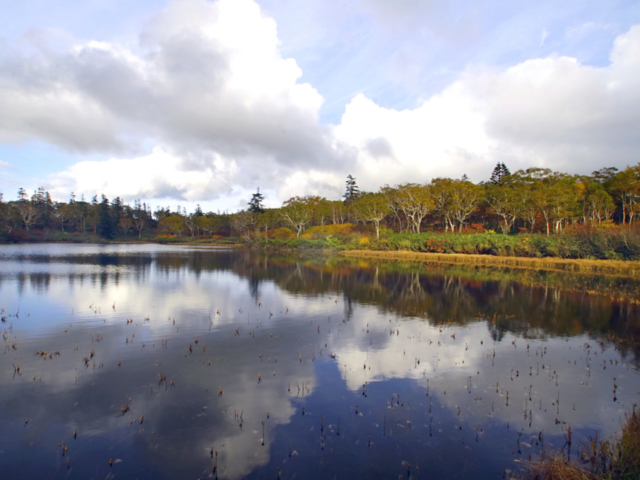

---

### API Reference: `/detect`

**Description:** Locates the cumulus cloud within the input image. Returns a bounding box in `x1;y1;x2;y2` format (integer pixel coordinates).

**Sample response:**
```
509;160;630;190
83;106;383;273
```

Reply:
334;24;640;190
0;0;337;162
0;0;350;205
334;86;493;189
1;0;640;207
47;147;239;202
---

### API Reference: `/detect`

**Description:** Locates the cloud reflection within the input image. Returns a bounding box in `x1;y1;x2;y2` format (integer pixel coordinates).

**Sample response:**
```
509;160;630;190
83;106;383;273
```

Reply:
0;244;639;479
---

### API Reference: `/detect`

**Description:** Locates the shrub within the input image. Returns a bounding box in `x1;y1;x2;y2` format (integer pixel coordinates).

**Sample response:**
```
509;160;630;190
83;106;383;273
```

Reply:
461;223;486;234
301;223;358;239
270;227;296;240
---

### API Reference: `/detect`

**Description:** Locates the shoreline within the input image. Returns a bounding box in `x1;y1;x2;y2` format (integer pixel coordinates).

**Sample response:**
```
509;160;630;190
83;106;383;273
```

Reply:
339;249;640;275
5;240;640;275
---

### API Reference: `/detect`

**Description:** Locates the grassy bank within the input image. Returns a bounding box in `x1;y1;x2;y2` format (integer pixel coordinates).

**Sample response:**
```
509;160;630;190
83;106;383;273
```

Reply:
8;227;640;275
514;409;640;480
339;250;640;275
249;227;640;274
259;226;640;260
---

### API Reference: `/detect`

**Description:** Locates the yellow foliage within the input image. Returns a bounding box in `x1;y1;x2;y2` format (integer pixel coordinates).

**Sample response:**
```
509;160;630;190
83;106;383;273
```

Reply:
270;227;296;240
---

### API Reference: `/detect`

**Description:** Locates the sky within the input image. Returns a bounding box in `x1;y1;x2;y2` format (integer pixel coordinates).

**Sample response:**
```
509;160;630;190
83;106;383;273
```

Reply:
0;0;639;212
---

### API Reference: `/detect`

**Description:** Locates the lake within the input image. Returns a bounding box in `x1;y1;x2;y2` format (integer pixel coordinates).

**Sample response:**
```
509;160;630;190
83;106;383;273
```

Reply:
1;244;639;479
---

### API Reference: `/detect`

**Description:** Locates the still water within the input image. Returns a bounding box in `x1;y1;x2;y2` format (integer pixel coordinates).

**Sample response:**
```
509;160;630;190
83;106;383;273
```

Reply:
0;244;639;479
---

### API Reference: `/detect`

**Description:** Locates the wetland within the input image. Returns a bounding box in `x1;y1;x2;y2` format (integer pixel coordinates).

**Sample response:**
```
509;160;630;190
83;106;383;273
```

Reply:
1;244;639;479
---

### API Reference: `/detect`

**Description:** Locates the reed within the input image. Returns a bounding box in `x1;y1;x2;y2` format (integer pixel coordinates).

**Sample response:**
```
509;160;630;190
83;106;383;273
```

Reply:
514;409;640;480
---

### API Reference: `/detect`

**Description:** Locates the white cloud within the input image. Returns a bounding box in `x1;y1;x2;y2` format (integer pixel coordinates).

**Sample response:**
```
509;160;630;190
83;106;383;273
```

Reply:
2;1;640;206
48;146;238;202
1;0;348;204
335;85;493;189
333;24;640;187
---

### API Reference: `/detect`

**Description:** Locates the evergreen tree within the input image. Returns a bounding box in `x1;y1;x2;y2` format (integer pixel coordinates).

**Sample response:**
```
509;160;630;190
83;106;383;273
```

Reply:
111;196;124;229
248;188;265;213
32;187;53;228
343;174;360;204
490;163;511;185
98;195;115;239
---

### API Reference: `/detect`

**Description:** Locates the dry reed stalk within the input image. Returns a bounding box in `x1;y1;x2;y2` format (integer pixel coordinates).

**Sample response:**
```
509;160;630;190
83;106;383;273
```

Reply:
513;454;591;480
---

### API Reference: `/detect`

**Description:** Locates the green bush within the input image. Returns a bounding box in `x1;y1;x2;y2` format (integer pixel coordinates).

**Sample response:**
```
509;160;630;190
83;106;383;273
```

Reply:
218;224;640;261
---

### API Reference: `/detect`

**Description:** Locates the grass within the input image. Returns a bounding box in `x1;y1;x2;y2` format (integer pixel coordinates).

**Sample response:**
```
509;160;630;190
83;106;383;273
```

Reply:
517;454;592;480
514;410;640;480
328;255;640;306
249;226;640;272
8;225;640;273
340;250;640;275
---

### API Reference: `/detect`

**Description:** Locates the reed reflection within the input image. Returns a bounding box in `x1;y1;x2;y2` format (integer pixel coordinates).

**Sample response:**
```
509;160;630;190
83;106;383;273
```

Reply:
0;244;639;479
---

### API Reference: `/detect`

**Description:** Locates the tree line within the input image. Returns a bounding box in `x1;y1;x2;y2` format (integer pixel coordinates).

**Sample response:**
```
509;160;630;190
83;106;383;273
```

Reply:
1;163;639;242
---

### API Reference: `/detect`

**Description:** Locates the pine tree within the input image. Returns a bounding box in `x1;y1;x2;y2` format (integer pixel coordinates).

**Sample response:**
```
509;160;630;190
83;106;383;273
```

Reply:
111;196;123;229
490;163;511;185
98;195;115;239
248;188;265;213
343;174;360;204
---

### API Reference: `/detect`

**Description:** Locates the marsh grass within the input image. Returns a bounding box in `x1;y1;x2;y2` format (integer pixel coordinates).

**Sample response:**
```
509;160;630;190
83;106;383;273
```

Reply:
256;223;640;262
515;410;640;480
340;250;640;275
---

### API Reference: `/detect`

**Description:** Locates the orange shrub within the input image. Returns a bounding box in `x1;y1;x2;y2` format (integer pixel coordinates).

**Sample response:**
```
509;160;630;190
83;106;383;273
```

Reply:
461;223;486;234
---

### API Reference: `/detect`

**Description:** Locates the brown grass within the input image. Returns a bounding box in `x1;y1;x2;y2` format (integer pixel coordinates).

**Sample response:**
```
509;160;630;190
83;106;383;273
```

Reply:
516;454;592;480
513;410;640;480
340;250;640;276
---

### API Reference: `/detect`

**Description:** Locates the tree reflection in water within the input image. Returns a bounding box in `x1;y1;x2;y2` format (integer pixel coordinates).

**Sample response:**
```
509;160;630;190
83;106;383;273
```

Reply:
0;244;638;480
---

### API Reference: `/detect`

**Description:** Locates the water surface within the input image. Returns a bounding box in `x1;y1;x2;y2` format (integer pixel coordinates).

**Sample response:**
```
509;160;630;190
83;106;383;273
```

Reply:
1;244;639;479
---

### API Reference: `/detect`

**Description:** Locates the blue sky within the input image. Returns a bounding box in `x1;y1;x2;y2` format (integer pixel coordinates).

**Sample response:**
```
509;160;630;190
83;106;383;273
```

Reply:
1;0;639;211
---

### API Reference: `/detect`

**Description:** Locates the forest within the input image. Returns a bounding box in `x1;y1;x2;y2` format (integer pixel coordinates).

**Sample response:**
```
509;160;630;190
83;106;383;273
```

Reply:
2;163;640;260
